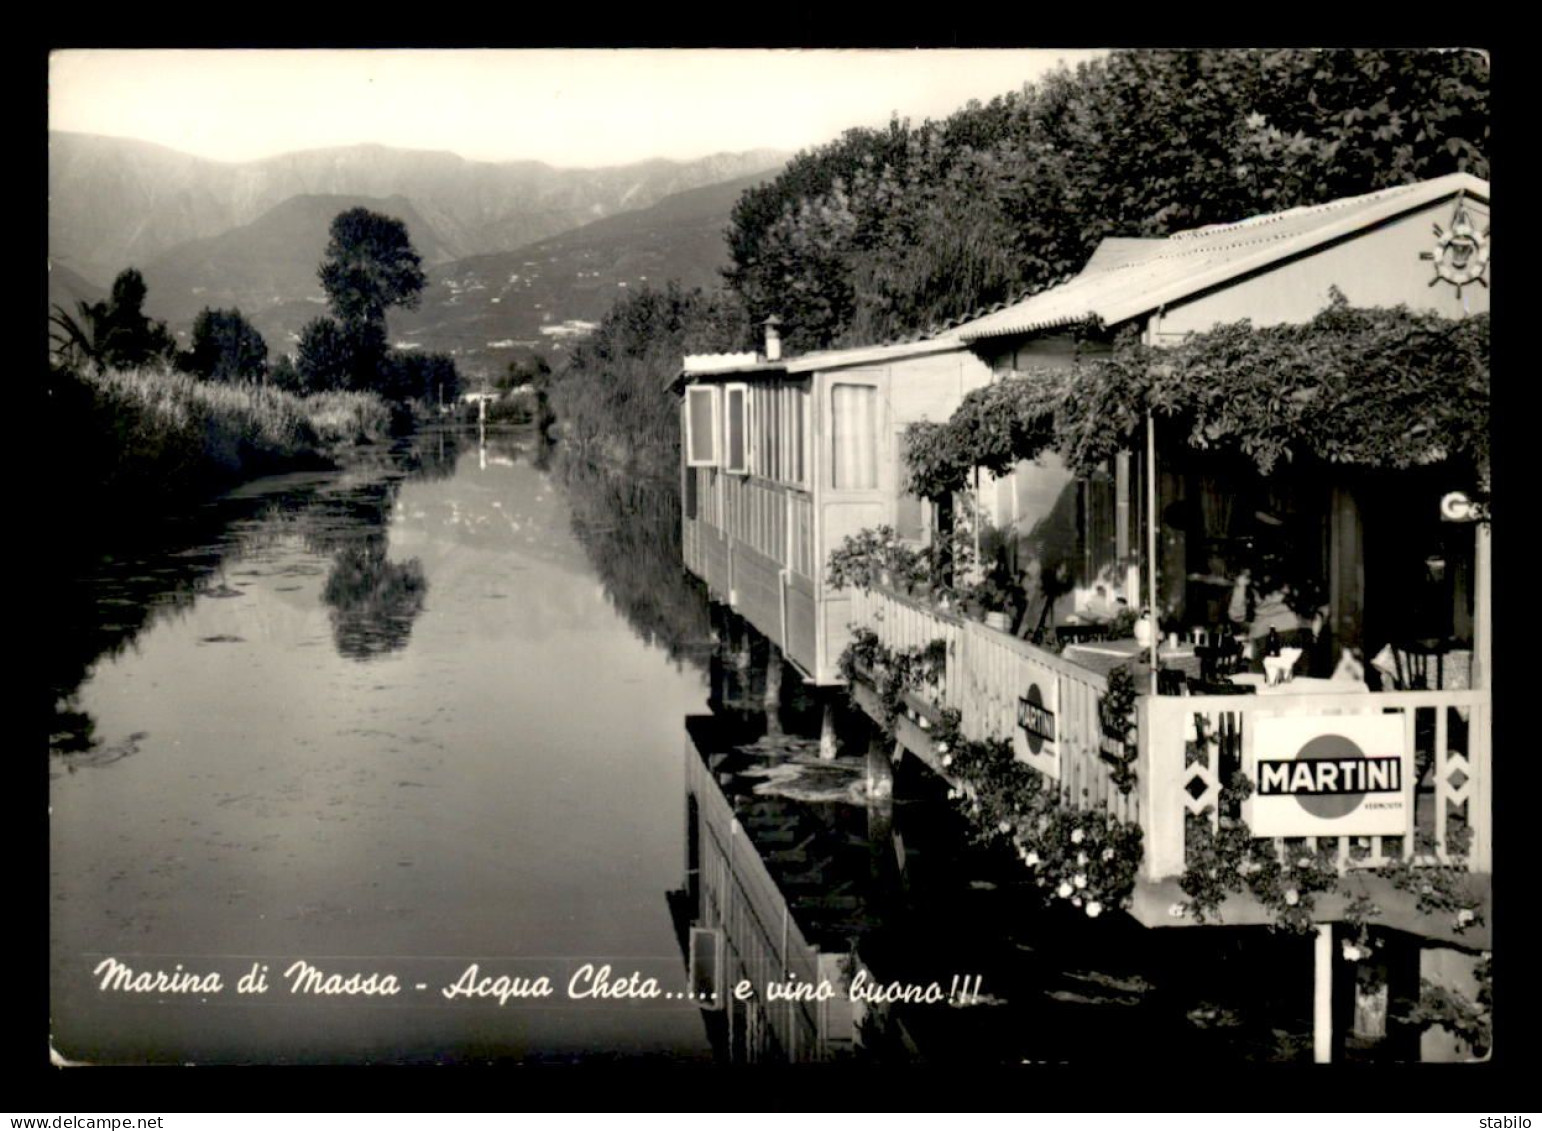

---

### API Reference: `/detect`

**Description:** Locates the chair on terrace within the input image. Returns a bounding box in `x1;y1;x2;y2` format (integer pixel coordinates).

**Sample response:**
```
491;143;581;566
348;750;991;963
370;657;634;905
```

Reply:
1391;639;1448;690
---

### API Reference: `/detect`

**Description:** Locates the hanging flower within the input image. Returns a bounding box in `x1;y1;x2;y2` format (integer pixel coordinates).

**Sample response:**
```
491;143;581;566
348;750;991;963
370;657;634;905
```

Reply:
1284;888;1300;906
946;787;958;800
1296;856;1313;868
918;716;931;731
935;741;949;755
1101;848;1115;862
941;754;954;768
998;820;1014;834
1071;896;1082;908
1168;903;1188;919
1341;942;1364;962
1457;908;1477;926
1073;874;1087;890
1076;852;1088;867
1070;828;1085;845
1086;900;1103;919
1057;881;1074;899
1022;850;1040;868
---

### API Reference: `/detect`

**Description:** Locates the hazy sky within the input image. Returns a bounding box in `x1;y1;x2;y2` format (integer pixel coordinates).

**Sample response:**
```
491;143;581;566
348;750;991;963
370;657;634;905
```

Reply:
49;48;1108;167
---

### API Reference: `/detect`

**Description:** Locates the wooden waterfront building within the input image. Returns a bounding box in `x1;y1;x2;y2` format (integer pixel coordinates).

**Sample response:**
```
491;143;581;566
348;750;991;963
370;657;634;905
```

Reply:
671;333;994;684
673;174;1492;1061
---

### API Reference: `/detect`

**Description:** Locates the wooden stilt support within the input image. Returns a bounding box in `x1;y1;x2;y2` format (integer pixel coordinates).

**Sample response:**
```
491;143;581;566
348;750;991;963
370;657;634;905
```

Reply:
819;698;838;761
1314;923;1334;1064
865;735;894;801
764;645;784;737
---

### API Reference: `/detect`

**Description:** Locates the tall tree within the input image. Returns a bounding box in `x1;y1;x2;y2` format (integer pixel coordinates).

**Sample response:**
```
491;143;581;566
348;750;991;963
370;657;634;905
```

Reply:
301;208;429;397
318;208;427;327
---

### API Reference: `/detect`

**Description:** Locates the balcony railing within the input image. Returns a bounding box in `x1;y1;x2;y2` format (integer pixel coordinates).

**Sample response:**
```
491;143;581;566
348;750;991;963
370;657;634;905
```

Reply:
1139;689;1490;882
845;584;1492;887
848;585;1129;822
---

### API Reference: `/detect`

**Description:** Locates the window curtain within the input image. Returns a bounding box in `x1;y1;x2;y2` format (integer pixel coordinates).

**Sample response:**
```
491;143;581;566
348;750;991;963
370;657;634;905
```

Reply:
831;384;877;490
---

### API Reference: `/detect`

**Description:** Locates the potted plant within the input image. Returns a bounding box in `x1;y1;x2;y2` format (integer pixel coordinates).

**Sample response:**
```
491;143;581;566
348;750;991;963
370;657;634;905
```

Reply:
966;555;1024;631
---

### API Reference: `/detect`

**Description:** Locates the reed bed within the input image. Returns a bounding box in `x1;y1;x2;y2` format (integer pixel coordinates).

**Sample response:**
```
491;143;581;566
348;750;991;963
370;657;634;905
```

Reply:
57;364;394;504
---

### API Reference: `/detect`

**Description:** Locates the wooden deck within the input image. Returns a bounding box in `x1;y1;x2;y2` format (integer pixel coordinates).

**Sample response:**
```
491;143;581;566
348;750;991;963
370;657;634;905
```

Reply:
844;584;1493;936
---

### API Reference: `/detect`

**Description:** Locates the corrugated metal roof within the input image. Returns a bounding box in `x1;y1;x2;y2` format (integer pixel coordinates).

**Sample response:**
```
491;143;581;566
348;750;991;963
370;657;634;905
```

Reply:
666;355;784;392
783;335;964;374
682;351;759;373
954;173;1490;343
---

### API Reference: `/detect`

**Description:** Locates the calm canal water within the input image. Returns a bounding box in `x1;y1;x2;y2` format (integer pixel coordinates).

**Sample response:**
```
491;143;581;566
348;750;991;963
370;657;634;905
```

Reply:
50;428;716;1064
48;427;1321;1066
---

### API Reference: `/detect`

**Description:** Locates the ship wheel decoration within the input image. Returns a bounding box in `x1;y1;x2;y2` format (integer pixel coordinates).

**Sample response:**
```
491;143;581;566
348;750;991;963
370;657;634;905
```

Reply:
1423;194;1490;297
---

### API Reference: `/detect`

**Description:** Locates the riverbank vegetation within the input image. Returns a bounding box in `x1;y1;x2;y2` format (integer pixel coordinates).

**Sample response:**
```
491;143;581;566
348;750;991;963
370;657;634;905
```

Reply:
47;207;467;538
47;361;395;535
545;281;747;473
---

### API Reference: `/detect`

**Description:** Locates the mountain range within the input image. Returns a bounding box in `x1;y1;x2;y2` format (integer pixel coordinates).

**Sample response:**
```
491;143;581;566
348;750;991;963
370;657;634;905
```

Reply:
48;132;788;373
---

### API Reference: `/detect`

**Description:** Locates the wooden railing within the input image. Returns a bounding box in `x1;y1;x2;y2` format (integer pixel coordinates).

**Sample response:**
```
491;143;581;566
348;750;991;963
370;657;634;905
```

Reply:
1139;688;1491;881
848;585;1128;820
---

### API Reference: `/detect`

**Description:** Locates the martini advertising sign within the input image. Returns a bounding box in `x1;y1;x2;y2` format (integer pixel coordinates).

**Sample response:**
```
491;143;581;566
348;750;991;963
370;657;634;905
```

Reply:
1246;714;1410;837
1014;678;1059;777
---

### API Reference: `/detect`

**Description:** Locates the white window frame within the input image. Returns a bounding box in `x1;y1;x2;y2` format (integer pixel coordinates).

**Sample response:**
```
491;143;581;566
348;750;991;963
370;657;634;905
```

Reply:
723;382;750;475
798;384;811;490
829;379;883;492
684;385;721;468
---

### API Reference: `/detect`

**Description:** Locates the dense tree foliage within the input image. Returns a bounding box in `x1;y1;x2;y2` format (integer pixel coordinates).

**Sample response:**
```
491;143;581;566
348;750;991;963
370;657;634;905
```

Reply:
725;48;1489;351
498;354;552;393
294;316;388;393
549;282;751;466
179;307;268;381
384;350;461;405
49;268;177;373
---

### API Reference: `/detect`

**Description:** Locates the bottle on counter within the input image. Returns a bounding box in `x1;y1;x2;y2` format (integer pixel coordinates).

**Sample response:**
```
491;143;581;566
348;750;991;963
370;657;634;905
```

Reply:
1133;609;1153;648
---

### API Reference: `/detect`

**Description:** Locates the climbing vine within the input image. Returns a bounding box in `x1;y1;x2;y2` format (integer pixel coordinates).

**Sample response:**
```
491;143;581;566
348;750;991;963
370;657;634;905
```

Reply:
1097;664;1140;794
1176;774;1487;938
1399;952;1493;1059
903;296;1491;501
837;627;947;729
927;704;1144;915
837;636;1146;918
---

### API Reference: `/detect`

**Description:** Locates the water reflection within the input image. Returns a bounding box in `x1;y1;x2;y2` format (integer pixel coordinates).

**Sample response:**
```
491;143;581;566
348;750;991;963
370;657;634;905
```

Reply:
48;434;450;759
323;539;427;660
549;445;715;674
51;425;714;1063
674;609;1327;1065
